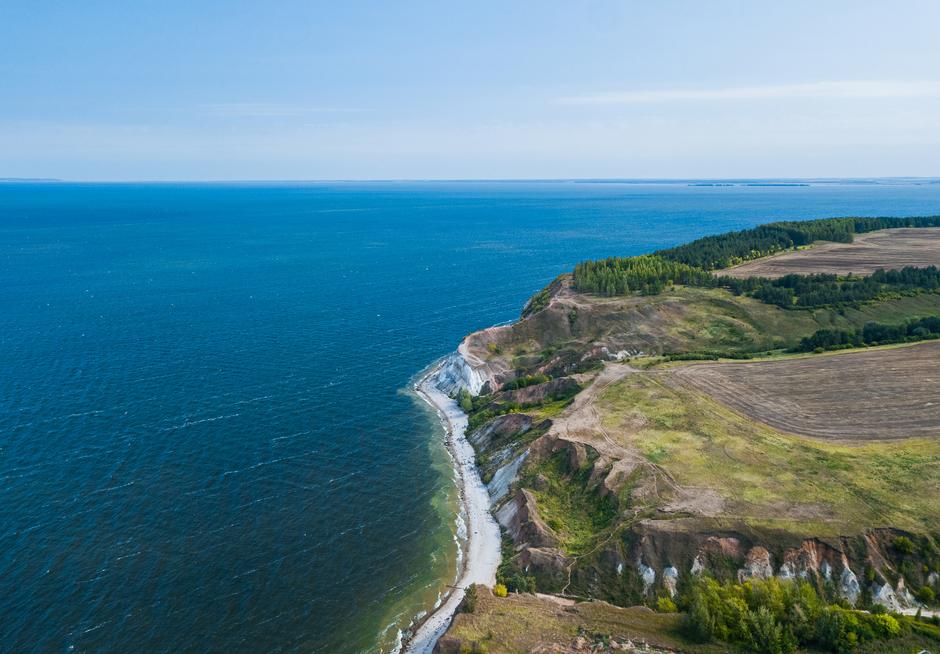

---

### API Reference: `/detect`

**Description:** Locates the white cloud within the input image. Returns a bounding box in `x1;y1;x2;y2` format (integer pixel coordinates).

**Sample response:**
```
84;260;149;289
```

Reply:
557;80;940;105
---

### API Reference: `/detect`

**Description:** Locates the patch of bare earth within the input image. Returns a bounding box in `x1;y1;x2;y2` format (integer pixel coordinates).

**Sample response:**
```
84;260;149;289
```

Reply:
666;341;940;441
721;227;940;279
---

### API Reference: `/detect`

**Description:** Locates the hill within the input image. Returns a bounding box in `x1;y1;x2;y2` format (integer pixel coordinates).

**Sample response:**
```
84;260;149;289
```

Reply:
435;220;940;654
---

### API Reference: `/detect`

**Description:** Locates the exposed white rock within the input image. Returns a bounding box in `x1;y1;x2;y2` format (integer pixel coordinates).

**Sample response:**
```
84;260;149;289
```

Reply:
820;561;832;581
431;351;488;396
896;577;920;608
487;451;528;503
638;559;656;593
778;562;795;581
840;566;861;606
872;582;902;612
495;497;520;535
691;555;705;576
605;347;643;362
663;566;679;597
617;562;624;575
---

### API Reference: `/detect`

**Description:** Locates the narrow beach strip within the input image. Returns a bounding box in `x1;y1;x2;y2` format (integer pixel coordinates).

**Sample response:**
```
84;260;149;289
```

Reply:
404;359;501;654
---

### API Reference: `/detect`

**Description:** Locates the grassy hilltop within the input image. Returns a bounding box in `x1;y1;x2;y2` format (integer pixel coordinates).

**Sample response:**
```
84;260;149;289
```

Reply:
438;218;940;654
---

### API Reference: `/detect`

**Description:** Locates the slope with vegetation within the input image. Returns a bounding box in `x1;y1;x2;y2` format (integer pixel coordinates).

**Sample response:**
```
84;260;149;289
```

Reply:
436;218;940;654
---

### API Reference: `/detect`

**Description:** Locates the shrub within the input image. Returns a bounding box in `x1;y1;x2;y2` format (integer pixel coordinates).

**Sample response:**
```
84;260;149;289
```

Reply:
684;589;716;642
869;613;901;638
917;585;936;604
676;576;922;653
457;389;474;413
462;584;478;613
745;606;797;654
816;608;858;654
493;583;508;598
656;596;678;613
892;535;916;555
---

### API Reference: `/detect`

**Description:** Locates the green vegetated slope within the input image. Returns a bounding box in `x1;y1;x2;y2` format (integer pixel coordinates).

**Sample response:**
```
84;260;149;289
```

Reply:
598;370;940;536
507;283;940;373
448;218;940;654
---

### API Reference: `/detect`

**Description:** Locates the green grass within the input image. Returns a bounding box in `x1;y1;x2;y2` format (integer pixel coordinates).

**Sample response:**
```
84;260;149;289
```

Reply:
523;450;617;556
444;589;728;654
596;373;940;536
629;286;940;357
444;589;940;654
522;397;573;421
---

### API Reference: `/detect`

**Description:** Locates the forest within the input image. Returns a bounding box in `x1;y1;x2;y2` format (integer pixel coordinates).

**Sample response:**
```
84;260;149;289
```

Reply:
794;315;940;352
656;215;940;270
572;254;713;296
573;255;940;309
572;216;940;309
720;266;940;308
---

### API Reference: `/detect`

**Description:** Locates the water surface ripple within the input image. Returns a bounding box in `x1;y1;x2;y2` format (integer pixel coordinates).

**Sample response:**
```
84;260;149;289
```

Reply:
2;181;939;652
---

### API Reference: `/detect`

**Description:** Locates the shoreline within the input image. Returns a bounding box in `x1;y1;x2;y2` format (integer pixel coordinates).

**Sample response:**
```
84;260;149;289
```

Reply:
401;357;501;654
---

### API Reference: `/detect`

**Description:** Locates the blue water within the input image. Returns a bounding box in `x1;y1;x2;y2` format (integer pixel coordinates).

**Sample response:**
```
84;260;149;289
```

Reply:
2;180;939;653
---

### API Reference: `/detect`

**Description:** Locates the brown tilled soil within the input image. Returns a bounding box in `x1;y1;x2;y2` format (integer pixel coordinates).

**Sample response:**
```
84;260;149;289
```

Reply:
665;342;940;441
721;227;940;278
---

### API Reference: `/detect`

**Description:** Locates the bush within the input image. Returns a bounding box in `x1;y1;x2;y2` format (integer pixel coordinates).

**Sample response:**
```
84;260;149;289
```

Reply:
678;576;917;653
816;608;858;654
892;535;916;555
462;584;478;613
457;389;474;413
496;538;537;594
493;583;507;598
746;606;797;654
656;596;678;613
917;585;936;604
869;613;901;638
502;373;550;391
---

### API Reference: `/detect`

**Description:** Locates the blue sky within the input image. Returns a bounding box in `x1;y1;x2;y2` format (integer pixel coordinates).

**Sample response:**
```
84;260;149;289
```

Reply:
2;1;940;180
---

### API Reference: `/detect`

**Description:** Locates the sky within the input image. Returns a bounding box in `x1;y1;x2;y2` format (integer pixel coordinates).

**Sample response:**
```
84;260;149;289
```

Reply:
2;1;940;180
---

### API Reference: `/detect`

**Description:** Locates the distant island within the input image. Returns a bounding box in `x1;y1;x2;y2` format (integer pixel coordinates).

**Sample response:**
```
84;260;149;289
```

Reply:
412;216;940;654
0;177;62;183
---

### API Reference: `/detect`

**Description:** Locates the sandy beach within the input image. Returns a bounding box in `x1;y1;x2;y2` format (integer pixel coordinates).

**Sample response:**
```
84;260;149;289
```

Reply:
404;359;501;654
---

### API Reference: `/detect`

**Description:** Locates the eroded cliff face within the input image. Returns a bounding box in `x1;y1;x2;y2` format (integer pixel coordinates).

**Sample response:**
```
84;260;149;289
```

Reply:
482;428;936;612
449;276;940;616
431;350;491;396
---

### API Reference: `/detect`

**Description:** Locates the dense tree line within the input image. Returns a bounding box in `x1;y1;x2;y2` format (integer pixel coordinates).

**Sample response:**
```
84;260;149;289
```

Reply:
576;254;940;308
716;267;940;308
570;218;940;309
656;215;940;271
795;316;940;352
573;255;717;296
680;576;938;654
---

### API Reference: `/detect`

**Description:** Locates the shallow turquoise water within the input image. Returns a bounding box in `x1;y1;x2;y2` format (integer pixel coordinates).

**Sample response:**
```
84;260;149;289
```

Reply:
1;180;939;653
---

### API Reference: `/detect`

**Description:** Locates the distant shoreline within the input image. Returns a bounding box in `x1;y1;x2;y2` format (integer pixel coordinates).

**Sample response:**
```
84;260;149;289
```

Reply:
401;358;501;654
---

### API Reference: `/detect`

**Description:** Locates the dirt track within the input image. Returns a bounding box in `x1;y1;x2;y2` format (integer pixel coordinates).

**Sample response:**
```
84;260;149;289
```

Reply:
722;228;940;279
666;342;940;441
